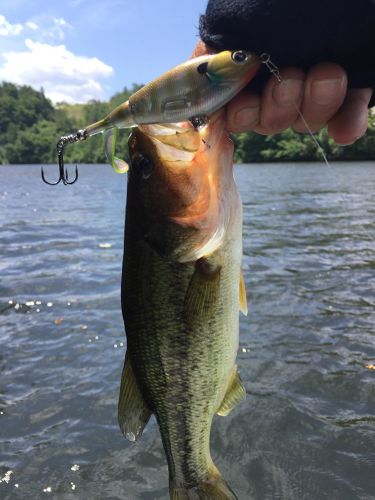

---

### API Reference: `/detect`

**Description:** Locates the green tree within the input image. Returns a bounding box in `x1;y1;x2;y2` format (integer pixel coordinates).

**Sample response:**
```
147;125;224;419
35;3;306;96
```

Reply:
233;117;375;163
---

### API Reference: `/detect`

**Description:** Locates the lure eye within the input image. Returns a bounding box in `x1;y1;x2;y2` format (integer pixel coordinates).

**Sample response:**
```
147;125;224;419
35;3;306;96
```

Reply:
231;51;248;64
132;153;153;179
197;62;209;74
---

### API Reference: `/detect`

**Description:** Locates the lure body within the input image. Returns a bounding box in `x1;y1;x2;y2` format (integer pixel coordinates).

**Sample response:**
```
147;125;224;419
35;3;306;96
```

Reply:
84;51;259;137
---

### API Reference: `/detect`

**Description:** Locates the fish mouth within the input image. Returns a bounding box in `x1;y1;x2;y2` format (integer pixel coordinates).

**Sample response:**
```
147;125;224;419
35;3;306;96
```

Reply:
138;119;212;162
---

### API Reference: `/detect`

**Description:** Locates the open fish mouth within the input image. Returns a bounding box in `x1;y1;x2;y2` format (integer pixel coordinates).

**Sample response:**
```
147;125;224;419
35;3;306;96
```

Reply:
138;121;203;162
103;121;202;174
105;111;226;176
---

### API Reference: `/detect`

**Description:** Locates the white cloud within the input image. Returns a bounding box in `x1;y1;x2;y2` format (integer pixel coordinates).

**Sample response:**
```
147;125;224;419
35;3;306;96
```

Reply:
47;80;105;104
45;17;72;41
0;39;114;103
0;15;71;41
25;21;39;31
0;14;23;36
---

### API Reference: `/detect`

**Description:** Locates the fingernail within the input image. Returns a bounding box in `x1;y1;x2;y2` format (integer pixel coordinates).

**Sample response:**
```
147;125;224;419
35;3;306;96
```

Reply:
311;78;345;105
272;78;303;106
336;135;363;146
336;141;355;146
234;107;258;128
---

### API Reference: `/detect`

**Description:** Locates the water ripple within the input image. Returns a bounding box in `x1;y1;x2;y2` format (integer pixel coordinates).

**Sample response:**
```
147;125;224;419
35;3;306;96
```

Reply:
0;163;374;499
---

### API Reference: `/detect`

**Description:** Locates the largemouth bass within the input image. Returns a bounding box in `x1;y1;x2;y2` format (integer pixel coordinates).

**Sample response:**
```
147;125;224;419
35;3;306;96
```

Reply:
118;110;248;499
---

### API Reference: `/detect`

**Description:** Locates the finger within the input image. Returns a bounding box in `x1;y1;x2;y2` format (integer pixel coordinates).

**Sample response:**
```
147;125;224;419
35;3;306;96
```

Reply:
293;63;347;133
253;67;305;135
327;88;373;144
191;40;215;57
226;91;261;133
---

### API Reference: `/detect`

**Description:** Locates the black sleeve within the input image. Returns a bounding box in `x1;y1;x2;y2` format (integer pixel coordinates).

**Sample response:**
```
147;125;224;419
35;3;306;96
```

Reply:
199;0;375;107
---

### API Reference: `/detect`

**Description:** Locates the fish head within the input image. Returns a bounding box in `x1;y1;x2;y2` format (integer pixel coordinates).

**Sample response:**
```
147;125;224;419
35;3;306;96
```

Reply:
127;112;240;262
204;50;259;87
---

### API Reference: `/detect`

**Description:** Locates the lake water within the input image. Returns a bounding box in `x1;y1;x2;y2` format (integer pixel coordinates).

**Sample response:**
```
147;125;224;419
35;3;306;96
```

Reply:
0;162;374;500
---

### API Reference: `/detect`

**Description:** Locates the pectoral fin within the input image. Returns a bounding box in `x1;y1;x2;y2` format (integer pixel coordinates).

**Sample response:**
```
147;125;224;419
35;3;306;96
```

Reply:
217;366;246;416
184;257;221;323
118;351;151;442
104;128;129;174
239;268;248;316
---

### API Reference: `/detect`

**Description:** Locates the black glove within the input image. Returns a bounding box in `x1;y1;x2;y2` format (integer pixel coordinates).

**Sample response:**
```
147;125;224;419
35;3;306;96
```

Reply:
200;0;375;106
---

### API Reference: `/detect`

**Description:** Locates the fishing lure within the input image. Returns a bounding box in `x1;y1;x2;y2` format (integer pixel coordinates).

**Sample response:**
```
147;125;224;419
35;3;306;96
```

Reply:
41;50;259;185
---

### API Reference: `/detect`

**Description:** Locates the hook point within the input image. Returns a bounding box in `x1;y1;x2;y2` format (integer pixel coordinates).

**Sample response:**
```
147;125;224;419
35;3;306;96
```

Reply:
41;166;62;185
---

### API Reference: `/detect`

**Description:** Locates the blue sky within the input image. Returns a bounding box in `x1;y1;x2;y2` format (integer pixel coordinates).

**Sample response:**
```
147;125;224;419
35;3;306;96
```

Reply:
0;0;208;103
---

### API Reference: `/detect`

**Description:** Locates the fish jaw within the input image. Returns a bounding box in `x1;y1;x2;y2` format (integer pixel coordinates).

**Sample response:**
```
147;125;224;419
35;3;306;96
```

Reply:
128;111;240;263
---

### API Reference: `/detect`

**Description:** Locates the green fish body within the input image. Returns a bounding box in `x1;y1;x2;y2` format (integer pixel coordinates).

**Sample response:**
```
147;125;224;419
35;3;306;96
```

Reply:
119;113;247;499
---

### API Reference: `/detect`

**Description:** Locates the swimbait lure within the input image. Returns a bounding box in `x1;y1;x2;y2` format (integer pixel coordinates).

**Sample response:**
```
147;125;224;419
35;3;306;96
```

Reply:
41;50;259;185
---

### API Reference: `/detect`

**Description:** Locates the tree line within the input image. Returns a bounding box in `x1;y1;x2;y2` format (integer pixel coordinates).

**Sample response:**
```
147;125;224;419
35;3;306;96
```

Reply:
0;81;374;165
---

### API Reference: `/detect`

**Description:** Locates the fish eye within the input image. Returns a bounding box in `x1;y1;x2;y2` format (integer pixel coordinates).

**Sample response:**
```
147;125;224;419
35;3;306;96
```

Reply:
231;51;248;64
132;153;153;179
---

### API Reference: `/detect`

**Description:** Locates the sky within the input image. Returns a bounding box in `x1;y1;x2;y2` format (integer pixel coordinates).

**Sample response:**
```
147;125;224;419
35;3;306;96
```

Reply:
0;0;208;104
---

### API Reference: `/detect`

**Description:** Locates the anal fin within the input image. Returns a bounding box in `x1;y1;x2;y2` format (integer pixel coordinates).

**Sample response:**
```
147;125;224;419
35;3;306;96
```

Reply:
118;351;151;441
217;365;246;416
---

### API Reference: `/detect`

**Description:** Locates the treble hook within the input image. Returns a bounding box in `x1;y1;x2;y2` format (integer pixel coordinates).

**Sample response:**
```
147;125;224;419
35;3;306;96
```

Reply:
41;129;87;185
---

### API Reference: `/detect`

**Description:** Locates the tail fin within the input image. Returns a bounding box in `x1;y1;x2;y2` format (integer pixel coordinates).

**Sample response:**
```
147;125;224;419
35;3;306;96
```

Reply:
170;474;238;500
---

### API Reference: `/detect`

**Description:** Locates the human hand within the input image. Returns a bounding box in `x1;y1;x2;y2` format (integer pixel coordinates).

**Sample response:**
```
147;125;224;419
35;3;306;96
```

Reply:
193;41;373;145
